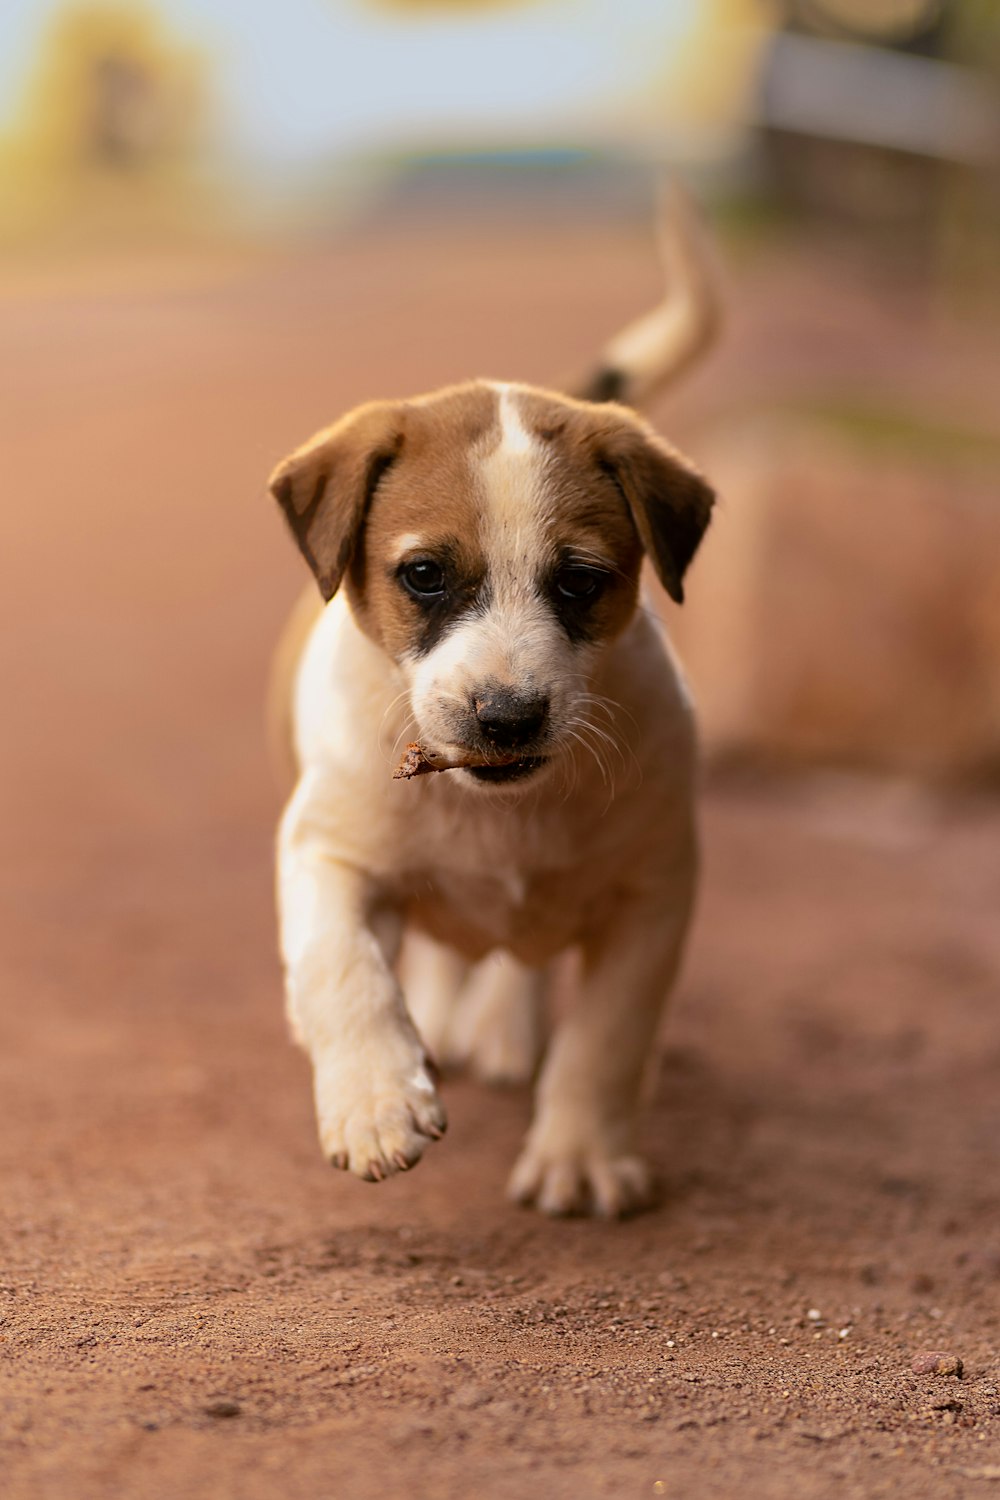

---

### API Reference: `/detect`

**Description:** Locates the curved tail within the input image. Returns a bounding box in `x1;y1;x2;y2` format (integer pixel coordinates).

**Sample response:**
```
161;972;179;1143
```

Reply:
571;182;721;410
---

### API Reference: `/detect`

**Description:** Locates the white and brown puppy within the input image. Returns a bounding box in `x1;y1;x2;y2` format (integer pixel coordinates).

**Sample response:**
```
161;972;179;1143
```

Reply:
269;194;719;1217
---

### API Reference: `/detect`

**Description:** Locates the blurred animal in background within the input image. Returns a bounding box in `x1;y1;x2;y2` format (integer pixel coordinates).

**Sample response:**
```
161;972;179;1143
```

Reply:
267;187;720;1217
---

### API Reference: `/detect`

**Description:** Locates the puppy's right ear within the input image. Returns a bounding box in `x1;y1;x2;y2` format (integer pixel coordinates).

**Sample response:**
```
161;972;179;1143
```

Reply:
269;401;404;602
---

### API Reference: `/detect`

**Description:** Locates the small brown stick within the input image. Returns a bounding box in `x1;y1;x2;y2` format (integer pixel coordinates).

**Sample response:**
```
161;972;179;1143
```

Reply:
392;742;442;780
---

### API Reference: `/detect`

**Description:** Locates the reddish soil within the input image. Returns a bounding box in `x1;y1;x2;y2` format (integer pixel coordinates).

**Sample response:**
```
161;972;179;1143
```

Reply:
1;222;998;1499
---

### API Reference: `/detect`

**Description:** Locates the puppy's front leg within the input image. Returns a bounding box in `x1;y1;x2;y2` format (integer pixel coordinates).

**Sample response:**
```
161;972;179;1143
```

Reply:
278;774;446;1181
508;862;695;1219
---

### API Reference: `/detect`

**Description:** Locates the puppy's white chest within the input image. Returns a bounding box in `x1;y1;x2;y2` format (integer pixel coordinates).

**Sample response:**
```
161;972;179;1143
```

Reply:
405;868;575;963
398;808;589;963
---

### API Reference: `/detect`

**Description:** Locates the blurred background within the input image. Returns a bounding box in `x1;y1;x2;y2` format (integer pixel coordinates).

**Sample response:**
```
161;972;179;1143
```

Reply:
3;0;999;793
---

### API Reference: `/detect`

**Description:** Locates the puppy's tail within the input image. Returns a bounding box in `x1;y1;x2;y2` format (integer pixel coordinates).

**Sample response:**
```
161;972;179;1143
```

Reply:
570;181;721;410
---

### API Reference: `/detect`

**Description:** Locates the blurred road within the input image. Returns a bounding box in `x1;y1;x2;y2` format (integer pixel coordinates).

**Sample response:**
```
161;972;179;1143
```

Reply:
1;223;998;1498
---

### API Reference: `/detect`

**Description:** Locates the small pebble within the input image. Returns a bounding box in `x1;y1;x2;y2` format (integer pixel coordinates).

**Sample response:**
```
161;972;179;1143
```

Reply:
204;1399;242;1418
910;1350;963;1377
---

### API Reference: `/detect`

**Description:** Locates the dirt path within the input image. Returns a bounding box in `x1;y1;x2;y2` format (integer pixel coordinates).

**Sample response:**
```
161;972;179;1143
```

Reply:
1;226;998;1499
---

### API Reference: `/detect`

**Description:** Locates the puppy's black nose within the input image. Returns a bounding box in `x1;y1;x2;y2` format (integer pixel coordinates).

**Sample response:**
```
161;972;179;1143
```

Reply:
474;689;549;749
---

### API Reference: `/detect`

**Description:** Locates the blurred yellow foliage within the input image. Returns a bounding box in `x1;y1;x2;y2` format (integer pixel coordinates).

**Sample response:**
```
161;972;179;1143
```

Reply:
0;1;208;250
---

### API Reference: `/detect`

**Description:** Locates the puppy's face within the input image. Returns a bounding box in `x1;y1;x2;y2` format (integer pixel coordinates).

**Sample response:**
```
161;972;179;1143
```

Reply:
270;381;713;791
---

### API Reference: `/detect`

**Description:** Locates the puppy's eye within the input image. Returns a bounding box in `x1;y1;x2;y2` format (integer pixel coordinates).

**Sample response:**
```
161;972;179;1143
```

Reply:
400;560;446;599
555;564;605;602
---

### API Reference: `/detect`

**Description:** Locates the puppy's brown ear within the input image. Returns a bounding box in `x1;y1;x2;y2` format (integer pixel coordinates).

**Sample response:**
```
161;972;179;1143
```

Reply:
269;401;404;602
597;416;714;605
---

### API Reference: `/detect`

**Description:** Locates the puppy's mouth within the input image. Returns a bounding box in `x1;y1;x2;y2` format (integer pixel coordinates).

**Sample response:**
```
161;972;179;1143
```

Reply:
393;737;552;785
463;755;547;785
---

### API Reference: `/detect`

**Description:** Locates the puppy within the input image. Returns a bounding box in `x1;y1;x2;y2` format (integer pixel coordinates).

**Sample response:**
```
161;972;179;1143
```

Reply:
268;191;719;1217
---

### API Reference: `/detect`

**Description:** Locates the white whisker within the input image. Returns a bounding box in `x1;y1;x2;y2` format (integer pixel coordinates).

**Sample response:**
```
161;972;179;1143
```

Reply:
378;688;416;760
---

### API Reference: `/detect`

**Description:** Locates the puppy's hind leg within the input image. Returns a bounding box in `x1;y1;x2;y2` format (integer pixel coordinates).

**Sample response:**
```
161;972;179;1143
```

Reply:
400;930;470;1068
446;953;546;1087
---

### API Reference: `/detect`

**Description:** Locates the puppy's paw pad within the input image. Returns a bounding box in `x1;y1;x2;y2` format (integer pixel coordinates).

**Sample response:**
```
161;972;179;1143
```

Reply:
507;1147;653;1219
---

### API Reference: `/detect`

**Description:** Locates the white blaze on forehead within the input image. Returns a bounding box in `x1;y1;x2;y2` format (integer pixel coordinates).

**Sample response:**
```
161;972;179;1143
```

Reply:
494;382;535;454
390;532;427;564
478;383;553;591
404;385;592;747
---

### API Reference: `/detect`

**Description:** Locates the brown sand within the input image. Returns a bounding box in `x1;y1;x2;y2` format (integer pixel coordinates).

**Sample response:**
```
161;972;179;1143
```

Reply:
1;224;997;1499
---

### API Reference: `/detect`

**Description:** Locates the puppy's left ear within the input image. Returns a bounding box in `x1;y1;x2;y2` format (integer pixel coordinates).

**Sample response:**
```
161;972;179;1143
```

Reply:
598;417;714;605
269;401;403;602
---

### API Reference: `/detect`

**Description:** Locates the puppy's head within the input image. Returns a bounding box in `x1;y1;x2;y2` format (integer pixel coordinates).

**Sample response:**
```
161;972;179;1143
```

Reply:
270;381;713;791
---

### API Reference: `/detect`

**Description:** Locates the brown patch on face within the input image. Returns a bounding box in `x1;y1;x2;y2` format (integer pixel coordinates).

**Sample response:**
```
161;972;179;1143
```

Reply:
345;383;499;657
269;381;498;635
506;389;641;647
516;386;714;608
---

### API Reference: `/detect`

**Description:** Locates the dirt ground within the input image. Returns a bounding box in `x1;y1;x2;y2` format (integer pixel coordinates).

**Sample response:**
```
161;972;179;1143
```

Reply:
1;219;998;1500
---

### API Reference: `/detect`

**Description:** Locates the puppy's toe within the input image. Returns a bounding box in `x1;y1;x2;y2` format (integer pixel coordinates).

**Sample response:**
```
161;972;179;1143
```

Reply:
536;1160;588;1218
507;1144;654;1220
588;1156;653;1219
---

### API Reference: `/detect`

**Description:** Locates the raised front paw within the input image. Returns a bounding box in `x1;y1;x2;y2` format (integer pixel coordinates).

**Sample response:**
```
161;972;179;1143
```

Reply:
506;1120;653;1219
314;1039;447;1182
